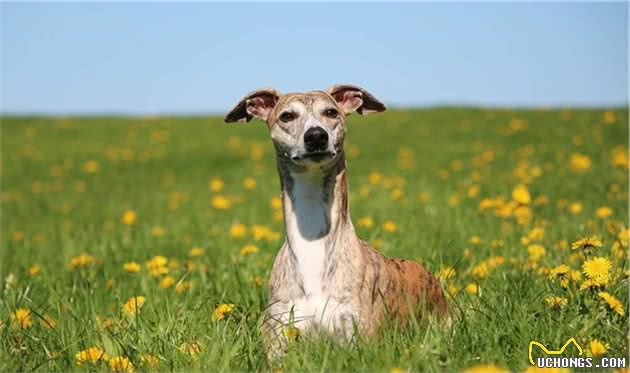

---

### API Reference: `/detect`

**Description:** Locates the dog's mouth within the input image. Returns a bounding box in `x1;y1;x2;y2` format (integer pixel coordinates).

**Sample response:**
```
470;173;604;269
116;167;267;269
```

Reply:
292;151;335;162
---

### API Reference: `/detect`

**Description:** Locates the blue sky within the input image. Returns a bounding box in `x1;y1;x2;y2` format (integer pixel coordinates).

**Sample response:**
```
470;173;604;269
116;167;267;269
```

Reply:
1;2;627;115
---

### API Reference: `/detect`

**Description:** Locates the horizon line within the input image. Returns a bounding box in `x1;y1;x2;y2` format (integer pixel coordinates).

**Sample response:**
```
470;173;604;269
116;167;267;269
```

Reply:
2;103;628;118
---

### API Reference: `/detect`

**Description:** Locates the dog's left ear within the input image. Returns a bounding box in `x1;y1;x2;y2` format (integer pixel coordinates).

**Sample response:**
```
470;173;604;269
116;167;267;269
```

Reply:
327;84;386;115
224;88;281;123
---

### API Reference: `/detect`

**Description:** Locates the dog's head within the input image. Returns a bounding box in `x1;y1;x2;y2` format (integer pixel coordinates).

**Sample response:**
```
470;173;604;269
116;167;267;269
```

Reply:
225;84;386;168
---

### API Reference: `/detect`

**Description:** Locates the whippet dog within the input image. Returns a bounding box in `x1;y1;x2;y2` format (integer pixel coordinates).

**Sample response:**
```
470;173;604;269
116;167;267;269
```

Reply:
225;84;447;358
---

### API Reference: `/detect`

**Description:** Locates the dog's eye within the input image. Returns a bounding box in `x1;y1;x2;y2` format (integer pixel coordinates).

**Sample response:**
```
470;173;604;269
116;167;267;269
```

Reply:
279;112;296;122
324;108;339;118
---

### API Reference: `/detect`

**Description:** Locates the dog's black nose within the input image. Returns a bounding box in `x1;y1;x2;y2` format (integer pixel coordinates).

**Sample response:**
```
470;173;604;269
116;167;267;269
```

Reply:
304;127;328;151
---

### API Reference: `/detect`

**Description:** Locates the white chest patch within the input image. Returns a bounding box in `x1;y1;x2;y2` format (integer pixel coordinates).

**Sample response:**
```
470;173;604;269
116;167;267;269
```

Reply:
281;173;356;333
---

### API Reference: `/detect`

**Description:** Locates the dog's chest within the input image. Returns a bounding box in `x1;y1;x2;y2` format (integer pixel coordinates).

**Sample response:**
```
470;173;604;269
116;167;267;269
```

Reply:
288;231;354;331
289;243;355;333
281;181;356;332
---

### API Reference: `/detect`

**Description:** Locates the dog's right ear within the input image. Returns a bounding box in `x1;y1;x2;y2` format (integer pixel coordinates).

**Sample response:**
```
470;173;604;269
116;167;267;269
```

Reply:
224;88;280;123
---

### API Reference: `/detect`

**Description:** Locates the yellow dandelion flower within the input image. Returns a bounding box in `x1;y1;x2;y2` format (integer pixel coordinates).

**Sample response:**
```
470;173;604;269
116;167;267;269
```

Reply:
596;206;613;218
570;270;582;281
178;341;202;359
463;364;508;373
465;283;479;294
160;276;175;289
598;292;625;316
12;231;25;242
382;221;398;233
109;356;134;372
438;267;455;281
603;111;616;124
82;160;100;174
487;256;505;267
527;245;546;262
418;191;430;203
571;237;603;251
471;262;490;279
549;264;570;277
123;262;141;273
251;225;280;241
512;184;531;205
75;346;109;366
390;188;404;200
122;296;146;316
570;152;591;171
189;247;204;257
209;177;224;192
69;254;97;268
242;177;257;190
96;314;115;330
548;264;573;287
250;145;264;160
140;353;159;369
534;195;548;206
490;240;504;248
390;368;408;373
28;265;41;276
569;202;583;214
556;239;569;250
145;256;168;277
122;210;137;225
210;195;231;210
357;216;374;229
448;194;460;206
611;146;629;168
514;205;532;225
252;276;265;287
589;339;608;357
467;184;480;198
11;308;32;329
545;296;568;308
240;244;259;256
368;171;383;185
371;238;384;249
283;326;300;341
213;303;235;321
582;257;611;283
270;196;282;209
469;236;481;245
527;227;545;241
151;226;165;237
478;197;498;210
229;223;247;238
175;281;192;293
523;367;569;373
580;278;605;290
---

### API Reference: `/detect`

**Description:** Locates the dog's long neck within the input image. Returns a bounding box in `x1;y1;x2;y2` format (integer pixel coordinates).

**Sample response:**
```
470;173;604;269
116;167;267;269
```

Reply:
278;154;354;294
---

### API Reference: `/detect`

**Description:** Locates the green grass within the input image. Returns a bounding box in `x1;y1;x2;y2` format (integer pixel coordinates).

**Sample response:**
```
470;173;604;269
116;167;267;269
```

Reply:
1;108;628;372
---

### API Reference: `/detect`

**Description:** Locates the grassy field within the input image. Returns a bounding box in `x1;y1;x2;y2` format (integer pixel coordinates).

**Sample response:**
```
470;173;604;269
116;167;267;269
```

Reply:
1;108;628;372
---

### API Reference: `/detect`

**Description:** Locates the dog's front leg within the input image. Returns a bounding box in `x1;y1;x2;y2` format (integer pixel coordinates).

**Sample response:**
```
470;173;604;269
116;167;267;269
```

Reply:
262;315;288;364
263;301;303;363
